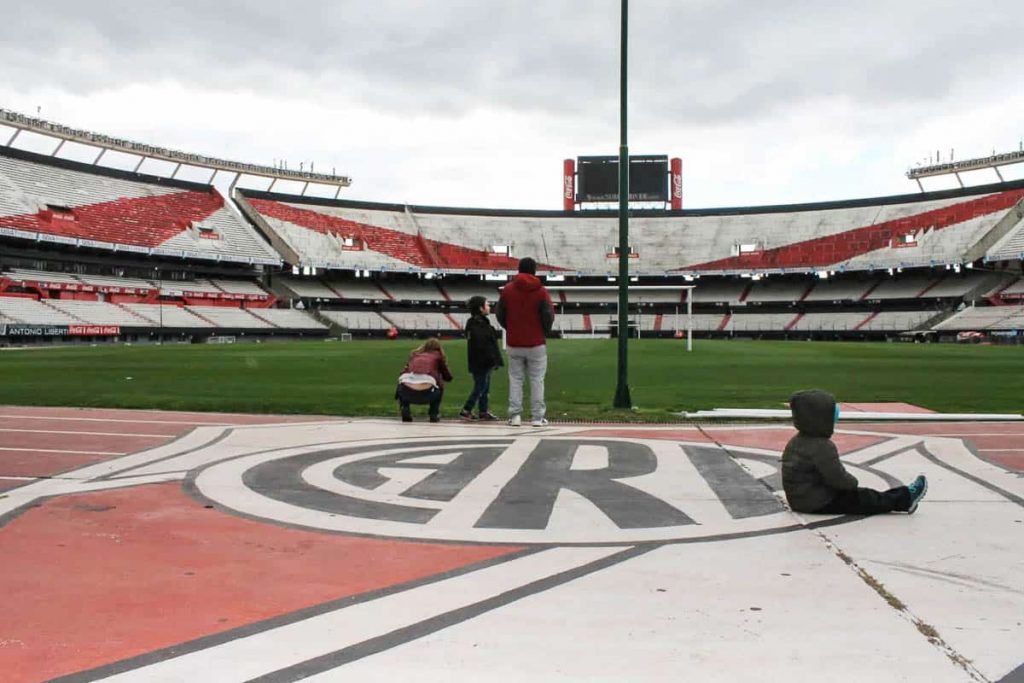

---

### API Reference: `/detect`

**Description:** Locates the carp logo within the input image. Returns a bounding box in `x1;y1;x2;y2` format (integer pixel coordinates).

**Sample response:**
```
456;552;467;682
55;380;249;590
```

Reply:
190;436;899;544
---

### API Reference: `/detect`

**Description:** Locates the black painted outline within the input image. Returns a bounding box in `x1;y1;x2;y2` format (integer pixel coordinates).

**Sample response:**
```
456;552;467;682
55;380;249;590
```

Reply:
96;427;232;480
918;447;1024;507
0;426;225;529
31;427;1024;681
44;545;546;683
183;435;866;547
998;661;1024;683
857;441;1023;507
245;544;661;683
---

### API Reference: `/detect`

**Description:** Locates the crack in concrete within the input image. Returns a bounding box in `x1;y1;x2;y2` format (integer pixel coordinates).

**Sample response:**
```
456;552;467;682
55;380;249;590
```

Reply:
815;530;990;682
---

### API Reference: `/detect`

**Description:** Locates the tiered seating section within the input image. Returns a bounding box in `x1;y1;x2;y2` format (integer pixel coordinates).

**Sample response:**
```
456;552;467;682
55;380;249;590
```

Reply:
1;268;271;301
936;305;1024;331
239;182;1024;276
0;296;324;331
0;267;324;334
0;147;279;265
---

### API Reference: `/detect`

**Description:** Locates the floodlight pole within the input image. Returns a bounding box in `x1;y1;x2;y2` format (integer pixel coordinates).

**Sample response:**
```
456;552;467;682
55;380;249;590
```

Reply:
613;0;632;408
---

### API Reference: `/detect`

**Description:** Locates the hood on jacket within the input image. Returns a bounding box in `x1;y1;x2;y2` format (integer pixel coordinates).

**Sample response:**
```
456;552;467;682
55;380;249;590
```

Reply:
789;389;836;438
510;272;543;292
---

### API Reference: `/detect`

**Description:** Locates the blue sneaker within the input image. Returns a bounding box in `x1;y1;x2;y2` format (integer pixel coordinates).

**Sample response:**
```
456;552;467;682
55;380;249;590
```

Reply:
907;475;928;514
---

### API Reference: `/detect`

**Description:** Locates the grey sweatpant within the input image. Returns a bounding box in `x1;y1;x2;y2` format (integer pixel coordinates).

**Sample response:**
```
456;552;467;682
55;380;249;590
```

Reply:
507;344;547;421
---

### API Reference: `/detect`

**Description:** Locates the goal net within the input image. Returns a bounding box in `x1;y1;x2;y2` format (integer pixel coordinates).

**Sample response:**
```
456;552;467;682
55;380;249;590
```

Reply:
546;285;695;351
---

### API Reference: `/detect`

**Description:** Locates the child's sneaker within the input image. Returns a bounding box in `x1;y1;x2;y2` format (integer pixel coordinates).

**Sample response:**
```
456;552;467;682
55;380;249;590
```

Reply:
530;418;549;427
906;475;928;514
508;415;521;427
478;412;499;421
459;409;476;421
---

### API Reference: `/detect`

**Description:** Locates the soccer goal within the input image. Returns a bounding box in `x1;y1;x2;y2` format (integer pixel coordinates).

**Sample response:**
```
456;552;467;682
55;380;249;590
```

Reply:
546;285;695;351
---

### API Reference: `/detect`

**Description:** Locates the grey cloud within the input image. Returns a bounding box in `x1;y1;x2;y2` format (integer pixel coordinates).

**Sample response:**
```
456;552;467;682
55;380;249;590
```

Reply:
0;0;1022;125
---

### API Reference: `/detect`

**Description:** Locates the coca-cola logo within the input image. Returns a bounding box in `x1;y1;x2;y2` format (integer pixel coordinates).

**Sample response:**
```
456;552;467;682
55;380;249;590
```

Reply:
564;174;574;199
672;174;683;198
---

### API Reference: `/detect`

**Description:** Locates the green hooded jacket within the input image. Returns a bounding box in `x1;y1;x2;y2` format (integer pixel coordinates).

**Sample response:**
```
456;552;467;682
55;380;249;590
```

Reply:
781;389;859;512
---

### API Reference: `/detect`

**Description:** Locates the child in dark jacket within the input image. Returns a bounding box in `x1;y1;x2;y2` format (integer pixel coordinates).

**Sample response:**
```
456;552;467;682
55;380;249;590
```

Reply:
459;295;503;421
781;389;928;515
395;338;454;423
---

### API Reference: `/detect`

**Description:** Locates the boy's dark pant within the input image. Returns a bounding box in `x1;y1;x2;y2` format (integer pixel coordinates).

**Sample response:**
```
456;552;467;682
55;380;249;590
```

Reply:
396;385;443;418
462;369;492;414
817;486;911;515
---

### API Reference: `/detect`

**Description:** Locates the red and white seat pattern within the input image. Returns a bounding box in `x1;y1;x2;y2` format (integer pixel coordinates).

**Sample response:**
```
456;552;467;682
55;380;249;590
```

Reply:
239;185;1024;276
0;149;279;265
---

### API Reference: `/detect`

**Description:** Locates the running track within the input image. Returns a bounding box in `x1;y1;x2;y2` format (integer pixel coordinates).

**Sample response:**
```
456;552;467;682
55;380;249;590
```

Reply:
1;405;1022;683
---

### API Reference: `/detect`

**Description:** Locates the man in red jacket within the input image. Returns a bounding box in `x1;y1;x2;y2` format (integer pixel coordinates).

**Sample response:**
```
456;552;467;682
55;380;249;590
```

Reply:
495;257;555;427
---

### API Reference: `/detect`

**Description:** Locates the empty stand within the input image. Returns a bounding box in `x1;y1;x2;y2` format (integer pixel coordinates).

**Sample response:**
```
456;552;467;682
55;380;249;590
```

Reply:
211;279;268;296
47;300;152;326
72;273;157;291
745;279;813;303
0;297;83;324
790;312;871;331
934;305;1024;331
440;281;503;305
381;311;460;332
999;278;1024;297
802;277;879;302
859;310;935;331
4;268;83;286
168;279;222;295
240;184;1024;276
325;279;389;301
689;280;748;304
277;277;341;299
726;313;800;331
0;149;279;264
184;306;275;328
248;308;327;329
924;272;1000;299
319;310;391;330
867;275;937;300
659;313;725;332
122;304;214;328
378;281;446;302
985;215;1024;261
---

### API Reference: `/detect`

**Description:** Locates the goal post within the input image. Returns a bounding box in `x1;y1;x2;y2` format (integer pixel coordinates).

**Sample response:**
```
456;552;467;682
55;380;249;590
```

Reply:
546;285;695;351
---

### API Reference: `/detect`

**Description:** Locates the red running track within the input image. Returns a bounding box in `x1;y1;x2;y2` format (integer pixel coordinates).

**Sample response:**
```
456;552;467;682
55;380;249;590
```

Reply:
0;405;1021;682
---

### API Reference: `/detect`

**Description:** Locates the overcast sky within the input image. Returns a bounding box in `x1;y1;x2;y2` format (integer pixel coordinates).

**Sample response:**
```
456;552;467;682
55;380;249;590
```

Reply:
2;0;1024;210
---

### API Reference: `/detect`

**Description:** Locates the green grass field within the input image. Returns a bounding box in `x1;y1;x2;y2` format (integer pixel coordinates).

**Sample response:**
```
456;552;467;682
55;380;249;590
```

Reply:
0;339;1020;420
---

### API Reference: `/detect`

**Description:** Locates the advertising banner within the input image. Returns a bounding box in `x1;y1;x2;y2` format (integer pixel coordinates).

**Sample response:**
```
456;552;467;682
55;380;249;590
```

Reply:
670;157;683;210
1;325;121;337
563;159;575;211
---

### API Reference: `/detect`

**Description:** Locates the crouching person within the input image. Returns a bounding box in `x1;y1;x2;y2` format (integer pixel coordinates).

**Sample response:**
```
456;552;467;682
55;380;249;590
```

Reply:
782;389;928;515
395;338;453;423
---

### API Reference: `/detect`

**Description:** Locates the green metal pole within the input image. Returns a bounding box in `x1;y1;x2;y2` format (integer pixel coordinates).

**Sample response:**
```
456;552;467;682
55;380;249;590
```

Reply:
613;0;632;409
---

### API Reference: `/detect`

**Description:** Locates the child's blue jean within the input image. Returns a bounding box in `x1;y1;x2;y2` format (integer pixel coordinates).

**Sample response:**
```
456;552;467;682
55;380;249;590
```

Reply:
462;369;492;414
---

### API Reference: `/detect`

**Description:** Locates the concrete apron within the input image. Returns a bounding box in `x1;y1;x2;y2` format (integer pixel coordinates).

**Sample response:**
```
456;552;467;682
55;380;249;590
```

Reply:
1;417;1022;682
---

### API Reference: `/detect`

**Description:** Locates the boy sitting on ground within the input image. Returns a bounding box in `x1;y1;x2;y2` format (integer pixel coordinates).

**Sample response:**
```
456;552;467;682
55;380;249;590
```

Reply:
782;389;928;515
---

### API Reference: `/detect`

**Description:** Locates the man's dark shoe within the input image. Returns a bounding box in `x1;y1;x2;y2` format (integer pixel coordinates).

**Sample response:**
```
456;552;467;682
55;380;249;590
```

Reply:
401;407;412;423
429;415;441;423
459;409;476;421
907;475;928;514
477;412;499;421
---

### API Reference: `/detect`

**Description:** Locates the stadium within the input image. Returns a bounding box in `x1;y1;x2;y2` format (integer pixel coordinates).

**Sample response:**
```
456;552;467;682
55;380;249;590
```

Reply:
1;109;1023;349
0;3;1022;681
